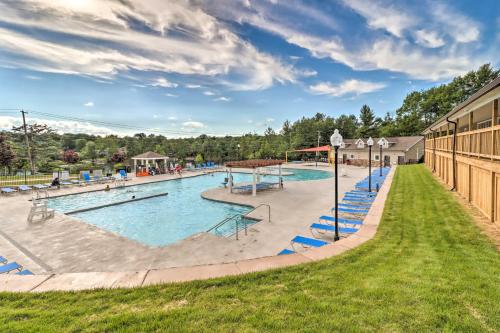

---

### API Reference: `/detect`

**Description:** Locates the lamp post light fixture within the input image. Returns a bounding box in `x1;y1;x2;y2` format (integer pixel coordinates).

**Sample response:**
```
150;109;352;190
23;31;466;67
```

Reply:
377;138;389;176
367;137;374;192
330;129;344;242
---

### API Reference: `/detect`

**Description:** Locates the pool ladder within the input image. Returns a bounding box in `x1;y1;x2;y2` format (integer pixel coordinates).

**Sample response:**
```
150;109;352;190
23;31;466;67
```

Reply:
207;203;271;240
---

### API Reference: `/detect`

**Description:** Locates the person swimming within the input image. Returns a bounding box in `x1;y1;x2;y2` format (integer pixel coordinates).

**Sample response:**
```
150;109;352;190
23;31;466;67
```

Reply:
104;185;110;192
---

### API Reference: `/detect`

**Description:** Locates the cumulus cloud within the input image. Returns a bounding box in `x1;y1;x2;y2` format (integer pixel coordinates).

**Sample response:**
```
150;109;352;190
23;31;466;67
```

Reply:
182;121;205;129
204;0;486;81
0;0;297;90
341;0;414;38
151;77;178;88
0;115;119;136
310;80;385;97
185;84;201;89
84;101;94;107
414;30;445;48
165;93;178;97
203;91;216;96
213;96;230;102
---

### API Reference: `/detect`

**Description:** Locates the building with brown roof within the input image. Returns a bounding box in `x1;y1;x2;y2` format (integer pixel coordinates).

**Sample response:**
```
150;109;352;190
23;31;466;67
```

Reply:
339;136;424;167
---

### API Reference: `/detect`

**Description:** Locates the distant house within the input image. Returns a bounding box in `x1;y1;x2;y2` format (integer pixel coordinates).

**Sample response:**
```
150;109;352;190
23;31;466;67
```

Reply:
423;76;499;223
339;136;424;167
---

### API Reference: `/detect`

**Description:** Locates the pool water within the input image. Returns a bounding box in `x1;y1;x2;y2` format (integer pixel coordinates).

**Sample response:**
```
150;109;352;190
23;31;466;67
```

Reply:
48;168;332;247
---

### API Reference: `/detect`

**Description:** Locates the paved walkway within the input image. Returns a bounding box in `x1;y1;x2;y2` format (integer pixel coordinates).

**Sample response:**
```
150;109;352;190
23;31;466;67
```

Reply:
0;164;395;292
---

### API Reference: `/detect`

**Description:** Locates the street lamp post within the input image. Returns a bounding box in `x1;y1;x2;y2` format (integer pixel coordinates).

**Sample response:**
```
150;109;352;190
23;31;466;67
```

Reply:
367;137;374;192
237;144;241;160
377;138;388;176
330;129;343;242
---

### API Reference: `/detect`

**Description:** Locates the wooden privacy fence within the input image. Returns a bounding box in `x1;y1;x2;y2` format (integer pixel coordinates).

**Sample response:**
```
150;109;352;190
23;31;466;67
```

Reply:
425;124;500;223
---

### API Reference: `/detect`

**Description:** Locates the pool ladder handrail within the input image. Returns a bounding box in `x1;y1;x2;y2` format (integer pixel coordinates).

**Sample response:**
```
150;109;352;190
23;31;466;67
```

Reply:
206;203;271;240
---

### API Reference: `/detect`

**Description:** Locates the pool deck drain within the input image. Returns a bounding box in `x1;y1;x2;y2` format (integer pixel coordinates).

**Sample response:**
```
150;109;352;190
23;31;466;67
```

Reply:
0;165;395;292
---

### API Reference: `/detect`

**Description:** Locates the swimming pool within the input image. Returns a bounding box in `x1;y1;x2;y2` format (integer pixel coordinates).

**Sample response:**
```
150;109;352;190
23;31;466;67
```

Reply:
48;168;332;247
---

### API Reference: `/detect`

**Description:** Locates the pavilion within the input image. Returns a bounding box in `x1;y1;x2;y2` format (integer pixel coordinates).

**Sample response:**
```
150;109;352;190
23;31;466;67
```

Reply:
225;159;284;196
131;152;169;172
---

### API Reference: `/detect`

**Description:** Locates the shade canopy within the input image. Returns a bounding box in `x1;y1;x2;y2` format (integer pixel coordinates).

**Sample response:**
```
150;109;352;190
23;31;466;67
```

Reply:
293;145;331;152
225;159;284;168
131;151;168;160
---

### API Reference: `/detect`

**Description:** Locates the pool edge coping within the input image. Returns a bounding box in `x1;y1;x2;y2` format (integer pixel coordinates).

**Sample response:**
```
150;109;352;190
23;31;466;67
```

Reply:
0;166;396;293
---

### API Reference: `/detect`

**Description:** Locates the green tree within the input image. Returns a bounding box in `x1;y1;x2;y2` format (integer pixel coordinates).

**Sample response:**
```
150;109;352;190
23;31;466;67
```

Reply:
194;153;204;164
357;105;378;138
0;134;15;173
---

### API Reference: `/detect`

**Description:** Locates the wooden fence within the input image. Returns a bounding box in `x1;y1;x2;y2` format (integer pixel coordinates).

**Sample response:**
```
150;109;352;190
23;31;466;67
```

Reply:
425;124;499;223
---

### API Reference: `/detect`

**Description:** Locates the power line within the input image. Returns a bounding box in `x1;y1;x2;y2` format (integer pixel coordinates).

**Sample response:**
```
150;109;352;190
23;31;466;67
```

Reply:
1;108;244;137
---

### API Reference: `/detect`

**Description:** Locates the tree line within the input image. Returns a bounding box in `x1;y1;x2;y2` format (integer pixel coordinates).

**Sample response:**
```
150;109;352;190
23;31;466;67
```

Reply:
0;64;497;174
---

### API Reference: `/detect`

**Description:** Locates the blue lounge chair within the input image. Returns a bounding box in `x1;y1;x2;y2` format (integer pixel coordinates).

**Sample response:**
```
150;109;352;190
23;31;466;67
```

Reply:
82;173;93;185
339;203;371;209
33;184;49;190
345;191;375;197
331;207;369;214
344;193;375;199
310;223;358;234
0;256;7;264
277;249;295;255
119;170;128;180
1;187;17;194
343;198;374;204
18;185;32;192
16;269;34;275
291;235;328;249
0;262;22;274
319;215;363;226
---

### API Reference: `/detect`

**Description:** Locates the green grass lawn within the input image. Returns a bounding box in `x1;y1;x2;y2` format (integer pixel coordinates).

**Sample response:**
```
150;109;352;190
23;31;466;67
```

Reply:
1;165;499;332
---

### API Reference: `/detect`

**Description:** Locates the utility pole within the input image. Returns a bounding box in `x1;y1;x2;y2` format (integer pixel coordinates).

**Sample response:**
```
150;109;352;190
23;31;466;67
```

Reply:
316;130;321;167
20;110;34;173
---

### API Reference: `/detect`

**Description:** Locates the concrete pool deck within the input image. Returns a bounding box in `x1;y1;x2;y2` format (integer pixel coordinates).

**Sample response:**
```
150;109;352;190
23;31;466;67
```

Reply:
0;164;396;292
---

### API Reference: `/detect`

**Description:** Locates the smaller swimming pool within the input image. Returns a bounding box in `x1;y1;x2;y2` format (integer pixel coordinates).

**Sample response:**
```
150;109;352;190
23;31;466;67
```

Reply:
49;168;332;247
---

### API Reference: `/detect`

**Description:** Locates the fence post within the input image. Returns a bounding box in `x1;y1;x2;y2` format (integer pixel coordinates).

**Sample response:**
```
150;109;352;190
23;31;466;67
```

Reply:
235;220;239;240
24;170;27;185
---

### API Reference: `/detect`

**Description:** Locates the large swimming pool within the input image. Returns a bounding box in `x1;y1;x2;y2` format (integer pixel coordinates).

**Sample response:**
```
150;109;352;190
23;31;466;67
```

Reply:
48;168;332;247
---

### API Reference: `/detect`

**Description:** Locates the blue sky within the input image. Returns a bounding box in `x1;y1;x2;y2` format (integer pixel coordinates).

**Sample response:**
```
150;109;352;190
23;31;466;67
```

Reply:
0;0;498;137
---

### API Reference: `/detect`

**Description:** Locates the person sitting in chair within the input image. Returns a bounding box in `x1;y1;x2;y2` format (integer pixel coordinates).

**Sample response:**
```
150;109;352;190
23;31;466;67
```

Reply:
51;177;60;188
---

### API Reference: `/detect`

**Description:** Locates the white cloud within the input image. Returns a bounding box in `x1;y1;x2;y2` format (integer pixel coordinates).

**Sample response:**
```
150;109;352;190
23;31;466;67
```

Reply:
168;116;177;120
0;0;297;91
203;91;216;96
341;0;415;38
185;84;201;89
265;118;275;123
431;3;480;43
213;96;230;102
84;101;94;107
414;30;445;48
24;75;42;80
0;115;119;136
310;79;385;97
151;77;178;88
165;93;178;97
182;121;205;129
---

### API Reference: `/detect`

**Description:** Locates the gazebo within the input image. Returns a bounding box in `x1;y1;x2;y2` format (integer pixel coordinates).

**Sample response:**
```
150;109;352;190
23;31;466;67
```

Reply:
225;159;284;196
131;151;169;173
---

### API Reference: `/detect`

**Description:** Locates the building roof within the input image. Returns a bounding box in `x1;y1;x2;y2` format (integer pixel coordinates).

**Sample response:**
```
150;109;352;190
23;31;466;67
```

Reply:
225;159;284;168
342;136;423;152
131;151;169;159
423;76;500;134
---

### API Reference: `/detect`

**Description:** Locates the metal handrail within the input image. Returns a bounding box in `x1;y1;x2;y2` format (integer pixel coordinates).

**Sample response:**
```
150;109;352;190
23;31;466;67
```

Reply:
244;203;271;222
206;203;272;239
